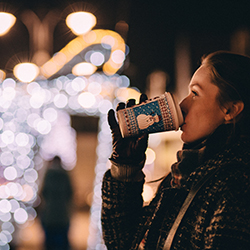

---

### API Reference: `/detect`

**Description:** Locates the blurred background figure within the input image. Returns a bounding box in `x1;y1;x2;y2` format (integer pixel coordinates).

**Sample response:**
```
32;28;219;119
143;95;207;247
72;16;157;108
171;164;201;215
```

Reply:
39;156;73;250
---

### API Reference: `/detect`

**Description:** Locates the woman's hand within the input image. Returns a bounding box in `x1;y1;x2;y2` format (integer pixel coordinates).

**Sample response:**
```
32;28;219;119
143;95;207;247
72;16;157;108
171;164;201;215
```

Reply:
108;94;148;165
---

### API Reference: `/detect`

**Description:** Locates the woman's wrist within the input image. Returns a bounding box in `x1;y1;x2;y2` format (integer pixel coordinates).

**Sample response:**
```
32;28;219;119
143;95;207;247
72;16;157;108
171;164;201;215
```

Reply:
109;157;145;182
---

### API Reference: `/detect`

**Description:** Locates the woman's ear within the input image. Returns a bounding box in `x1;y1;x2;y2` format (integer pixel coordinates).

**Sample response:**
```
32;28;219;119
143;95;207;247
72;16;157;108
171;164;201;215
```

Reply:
224;101;244;123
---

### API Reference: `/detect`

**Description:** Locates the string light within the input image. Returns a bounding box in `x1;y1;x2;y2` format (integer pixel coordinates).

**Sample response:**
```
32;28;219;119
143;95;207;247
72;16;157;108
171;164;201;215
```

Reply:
0;13;130;249
0;72;134;249
40;29;126;78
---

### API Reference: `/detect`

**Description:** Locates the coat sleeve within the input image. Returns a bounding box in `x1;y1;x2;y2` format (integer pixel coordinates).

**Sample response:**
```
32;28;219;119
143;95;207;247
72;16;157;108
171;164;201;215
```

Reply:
101;170;145;249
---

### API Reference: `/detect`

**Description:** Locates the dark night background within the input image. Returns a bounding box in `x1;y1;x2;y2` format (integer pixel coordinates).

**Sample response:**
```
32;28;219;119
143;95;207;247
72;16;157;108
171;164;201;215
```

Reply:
1;0;250;92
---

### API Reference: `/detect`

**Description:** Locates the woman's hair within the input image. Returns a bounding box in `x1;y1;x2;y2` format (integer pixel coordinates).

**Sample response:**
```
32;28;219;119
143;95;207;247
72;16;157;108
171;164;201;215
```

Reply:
201;51;250;136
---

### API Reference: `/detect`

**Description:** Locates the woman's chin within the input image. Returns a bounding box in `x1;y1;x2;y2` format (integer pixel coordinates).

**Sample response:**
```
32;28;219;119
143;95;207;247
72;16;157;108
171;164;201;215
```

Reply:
180;131;194;144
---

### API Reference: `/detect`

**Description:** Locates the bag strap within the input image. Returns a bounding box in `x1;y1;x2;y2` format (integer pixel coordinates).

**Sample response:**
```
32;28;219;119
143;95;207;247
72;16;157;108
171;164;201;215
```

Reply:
163;167;221;250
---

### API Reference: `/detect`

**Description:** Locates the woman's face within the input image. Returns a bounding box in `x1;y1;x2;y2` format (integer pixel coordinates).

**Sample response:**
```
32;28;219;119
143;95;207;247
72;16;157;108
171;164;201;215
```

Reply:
180;65;227;144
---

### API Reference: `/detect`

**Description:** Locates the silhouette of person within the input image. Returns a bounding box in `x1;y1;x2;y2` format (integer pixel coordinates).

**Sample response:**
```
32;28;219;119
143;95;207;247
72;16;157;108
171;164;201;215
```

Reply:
39;156;73;250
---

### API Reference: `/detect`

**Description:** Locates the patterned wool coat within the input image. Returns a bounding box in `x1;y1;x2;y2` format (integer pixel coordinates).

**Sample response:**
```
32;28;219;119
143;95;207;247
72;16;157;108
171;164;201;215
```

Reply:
101;129;250;249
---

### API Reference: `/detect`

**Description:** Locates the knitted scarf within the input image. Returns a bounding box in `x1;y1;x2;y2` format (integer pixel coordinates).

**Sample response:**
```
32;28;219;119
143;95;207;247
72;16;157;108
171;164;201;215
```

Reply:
171;124;235;189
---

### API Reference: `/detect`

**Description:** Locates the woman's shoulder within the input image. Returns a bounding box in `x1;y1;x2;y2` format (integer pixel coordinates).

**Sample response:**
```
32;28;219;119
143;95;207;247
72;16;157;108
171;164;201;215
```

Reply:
210;161;250;206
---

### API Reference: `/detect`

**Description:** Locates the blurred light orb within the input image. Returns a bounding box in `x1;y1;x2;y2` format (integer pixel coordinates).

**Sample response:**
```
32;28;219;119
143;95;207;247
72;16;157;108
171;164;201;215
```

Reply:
0;151;14;166
142;184;154;203
16;155;31;170
72;62;97;76
87;82;102;95
26;81;41;95
0;212;11;222
1;131;14;145
2;87;15;101
43;108;58;123
115;87;141;103
0;118;3;130
13;63;39;83
27;113;40;128
9;199;20;213
14;108;29;123
54;93;68;108
36;119;51;135
119;75;130;88
148;133;162;148
4;167;17;181
2;222;15;234
98;100;112;114
41;61;57;77
0;186;10;199
1;231;12;243
145;148;156;165
7;183;20;197
71;77;86;92
22;184;35;202
0;232;8;245
2;78;16;89
0;12;16;36
111;50;125;64
90;51;105;66
13;208;28;224
15;133;29;147
24;169;38;183
0;199;11;213
101;35;115;49
66;11;96;35
52;52;67;66
0;70;6;82
78;92;96;108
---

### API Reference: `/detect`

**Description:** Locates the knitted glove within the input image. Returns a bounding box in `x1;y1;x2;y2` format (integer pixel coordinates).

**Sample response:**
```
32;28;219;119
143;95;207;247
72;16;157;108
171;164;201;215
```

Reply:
108;94;149;181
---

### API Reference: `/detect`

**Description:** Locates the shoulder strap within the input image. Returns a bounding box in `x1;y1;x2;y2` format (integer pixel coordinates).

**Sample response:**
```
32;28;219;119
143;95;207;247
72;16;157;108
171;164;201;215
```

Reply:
163;167;221;250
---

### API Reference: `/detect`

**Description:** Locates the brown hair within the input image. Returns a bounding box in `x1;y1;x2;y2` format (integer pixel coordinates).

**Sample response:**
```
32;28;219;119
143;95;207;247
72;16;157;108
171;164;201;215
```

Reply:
201;51;250;135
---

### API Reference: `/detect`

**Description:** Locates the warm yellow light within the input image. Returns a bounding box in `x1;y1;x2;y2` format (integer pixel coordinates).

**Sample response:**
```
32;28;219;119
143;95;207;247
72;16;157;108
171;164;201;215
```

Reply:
0;70;6;82
13;63;39;83
78;92;96;108
72;62;97;76
115;87;141;103
145;148;156;165
41;29;126;78
66;11;96;35
0;12;16;36
142;184;155;203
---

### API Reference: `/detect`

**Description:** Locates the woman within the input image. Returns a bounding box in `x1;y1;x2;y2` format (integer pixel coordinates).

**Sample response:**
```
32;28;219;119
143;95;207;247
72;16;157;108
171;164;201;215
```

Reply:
101;51;250;249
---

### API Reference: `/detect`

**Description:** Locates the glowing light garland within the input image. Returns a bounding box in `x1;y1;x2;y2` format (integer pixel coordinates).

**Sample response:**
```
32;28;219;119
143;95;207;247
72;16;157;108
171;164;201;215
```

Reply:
0;72;131;249
0;10;129;249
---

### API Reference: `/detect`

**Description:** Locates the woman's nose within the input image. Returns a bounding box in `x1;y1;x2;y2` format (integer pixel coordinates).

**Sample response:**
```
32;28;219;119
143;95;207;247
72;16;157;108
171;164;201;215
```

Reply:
179;96;188;115
179;97;186;110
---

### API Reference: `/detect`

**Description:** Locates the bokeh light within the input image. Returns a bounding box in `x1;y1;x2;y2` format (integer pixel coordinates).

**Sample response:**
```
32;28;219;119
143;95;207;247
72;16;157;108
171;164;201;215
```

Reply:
142;184;155;203
145;148;156;165
90;51;105;66
0;12;16;36
41;29;126;78
66;11;96;35
0;41;131;249
72;62;97;76
78;92;96;108
13;208;28;224
13;63;39;83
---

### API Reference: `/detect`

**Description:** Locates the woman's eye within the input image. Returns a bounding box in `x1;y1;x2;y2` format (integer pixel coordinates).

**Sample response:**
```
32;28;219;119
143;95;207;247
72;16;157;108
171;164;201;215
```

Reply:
192;90;198;97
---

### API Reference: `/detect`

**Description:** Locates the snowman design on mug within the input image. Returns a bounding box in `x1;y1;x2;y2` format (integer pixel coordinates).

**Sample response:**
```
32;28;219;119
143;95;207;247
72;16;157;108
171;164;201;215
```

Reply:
137;113;162;130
